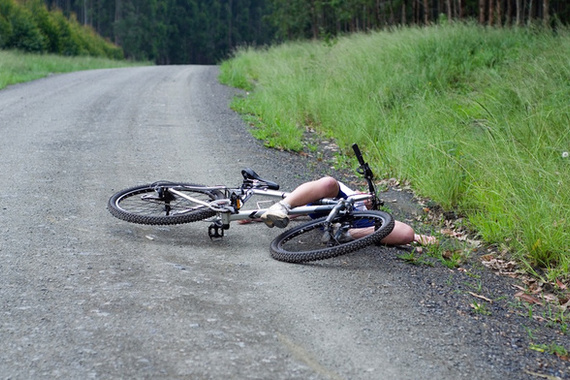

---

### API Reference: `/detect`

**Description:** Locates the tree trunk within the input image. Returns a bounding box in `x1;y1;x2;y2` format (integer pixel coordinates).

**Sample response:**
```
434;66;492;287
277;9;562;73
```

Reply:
424;0;429;24
83;0;88;25
496;0;502;26
413;0;418;24
228;0;233;50
488;0;494;25
416;0;421;24
515;0;521;25
479;0;486;24
401;0;407;25
310;0;318;38
446;0;452;20
114;0;121;44
543;0;550;26
373;0;378;27
528;0;533;24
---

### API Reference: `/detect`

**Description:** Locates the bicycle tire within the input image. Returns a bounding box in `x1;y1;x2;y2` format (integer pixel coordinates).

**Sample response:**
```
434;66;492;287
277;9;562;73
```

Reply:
108;182;223;225
270;210;395;263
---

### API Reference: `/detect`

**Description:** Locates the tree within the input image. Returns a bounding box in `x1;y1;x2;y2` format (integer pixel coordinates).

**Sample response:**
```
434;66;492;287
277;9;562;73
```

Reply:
26;0;570;64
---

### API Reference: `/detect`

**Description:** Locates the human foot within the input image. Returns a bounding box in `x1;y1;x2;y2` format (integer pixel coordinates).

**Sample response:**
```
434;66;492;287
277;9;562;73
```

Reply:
260;201;291;228
414;234;438;245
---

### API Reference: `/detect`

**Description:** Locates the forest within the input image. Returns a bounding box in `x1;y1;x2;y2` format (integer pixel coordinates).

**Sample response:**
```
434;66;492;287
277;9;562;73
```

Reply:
2;0;570;64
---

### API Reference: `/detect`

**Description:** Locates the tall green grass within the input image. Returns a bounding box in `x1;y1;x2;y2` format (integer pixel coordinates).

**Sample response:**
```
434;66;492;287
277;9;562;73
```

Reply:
0;50;147;89
220;23;570;278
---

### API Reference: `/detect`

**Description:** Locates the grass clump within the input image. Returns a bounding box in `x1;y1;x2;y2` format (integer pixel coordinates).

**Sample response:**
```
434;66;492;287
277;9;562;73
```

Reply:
220;23;570;278
0;49;148;90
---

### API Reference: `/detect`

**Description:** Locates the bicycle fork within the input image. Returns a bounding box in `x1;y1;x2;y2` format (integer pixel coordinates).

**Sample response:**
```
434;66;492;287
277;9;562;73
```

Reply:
320;200;351;245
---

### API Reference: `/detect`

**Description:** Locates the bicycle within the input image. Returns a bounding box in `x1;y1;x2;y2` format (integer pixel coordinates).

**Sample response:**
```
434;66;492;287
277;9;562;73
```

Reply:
107;144;395;263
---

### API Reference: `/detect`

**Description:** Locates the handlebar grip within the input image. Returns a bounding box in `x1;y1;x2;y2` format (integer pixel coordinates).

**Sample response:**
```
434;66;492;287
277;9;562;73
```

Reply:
352;143;365;165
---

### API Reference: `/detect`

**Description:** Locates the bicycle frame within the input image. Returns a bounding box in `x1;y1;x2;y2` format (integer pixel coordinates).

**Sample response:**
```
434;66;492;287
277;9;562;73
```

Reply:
158;143;380;238
107;143;387;244
107;143;393;260
169;183;375;239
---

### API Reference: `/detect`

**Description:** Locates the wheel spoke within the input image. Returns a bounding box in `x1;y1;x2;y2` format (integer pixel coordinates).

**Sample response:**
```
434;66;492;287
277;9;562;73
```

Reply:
270;211;395;263
108;183;222;225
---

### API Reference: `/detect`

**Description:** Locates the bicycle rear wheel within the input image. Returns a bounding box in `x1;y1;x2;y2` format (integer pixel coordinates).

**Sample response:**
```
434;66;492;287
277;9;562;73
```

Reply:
108;182;223;225
270;210;394;263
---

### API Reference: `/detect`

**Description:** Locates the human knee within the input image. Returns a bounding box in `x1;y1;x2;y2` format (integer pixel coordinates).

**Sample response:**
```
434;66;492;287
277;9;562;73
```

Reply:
399;223;415;244
388;220;415;245
317;177;340;198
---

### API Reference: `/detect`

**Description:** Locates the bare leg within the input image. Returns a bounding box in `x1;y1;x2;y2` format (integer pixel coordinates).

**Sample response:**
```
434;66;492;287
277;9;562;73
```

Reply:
261;177;340;228
265;177;437;246
381;221;415;245
349;221;436;246
281;176;340;208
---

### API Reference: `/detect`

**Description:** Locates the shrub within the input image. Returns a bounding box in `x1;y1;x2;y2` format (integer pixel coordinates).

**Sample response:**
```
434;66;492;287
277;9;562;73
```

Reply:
0;0;123;59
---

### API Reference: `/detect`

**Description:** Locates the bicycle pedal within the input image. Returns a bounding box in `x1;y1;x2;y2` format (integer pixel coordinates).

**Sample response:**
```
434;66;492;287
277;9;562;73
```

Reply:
208;223;225;239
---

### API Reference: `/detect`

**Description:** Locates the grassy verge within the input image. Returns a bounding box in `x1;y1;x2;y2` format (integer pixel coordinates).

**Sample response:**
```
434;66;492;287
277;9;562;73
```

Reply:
219;23;570;279
0;50;148;90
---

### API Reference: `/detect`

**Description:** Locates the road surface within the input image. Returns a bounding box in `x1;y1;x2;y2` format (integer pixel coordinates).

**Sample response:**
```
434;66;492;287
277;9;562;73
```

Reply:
0;66;563;379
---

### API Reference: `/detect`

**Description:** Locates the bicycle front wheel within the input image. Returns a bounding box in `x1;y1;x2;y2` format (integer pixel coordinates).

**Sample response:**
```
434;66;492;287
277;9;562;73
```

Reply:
108;182;223;225
270;210;394;263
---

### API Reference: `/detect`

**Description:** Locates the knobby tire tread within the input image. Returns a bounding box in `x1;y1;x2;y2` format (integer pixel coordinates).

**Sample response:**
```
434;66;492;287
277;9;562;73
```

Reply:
108;182;221;225
270;210;395;263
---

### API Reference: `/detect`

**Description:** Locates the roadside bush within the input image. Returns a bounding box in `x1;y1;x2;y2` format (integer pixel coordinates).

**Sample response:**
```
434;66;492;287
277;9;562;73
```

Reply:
0;0;46;52
29;0;61;53
0;0;123;59
0;0;14;48
51;10;79;55
0;12;11;48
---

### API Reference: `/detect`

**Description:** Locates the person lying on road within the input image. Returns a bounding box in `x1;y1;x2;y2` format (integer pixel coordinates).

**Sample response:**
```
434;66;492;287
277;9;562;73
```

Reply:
260;176;437;246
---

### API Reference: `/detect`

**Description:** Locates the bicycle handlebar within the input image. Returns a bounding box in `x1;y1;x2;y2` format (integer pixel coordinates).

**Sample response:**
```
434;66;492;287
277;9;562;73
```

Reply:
352;143;380;209
352;143;365;166
352;143;374;181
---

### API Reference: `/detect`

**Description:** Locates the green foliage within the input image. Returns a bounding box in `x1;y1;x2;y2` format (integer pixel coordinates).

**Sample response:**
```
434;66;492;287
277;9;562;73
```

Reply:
107;0;275;64
266;0;570;42
397;250;434;266
529;342;569;357
219;24;570;277
0;0;46;52
0;49;145;90
471;301;492;316
31;1;61;53
0;0;122;59
25;0;570;64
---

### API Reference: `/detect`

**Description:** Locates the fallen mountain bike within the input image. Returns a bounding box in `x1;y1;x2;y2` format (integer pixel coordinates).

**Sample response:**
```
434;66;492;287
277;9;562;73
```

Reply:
108;144;394;263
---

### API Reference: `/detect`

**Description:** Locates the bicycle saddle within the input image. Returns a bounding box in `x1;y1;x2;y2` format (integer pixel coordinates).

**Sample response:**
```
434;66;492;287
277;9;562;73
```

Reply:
241;168;280;190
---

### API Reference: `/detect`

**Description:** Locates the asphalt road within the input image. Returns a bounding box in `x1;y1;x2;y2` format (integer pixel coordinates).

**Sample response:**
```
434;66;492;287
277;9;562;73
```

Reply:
0;66;564;379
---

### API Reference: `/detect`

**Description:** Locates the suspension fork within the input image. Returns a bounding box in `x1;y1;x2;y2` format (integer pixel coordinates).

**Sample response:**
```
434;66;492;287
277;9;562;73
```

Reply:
321;199;349;235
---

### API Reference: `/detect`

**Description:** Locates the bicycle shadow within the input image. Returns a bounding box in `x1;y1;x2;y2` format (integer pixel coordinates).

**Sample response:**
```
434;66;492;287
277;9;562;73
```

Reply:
106;218;281;250
281;244;414;270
